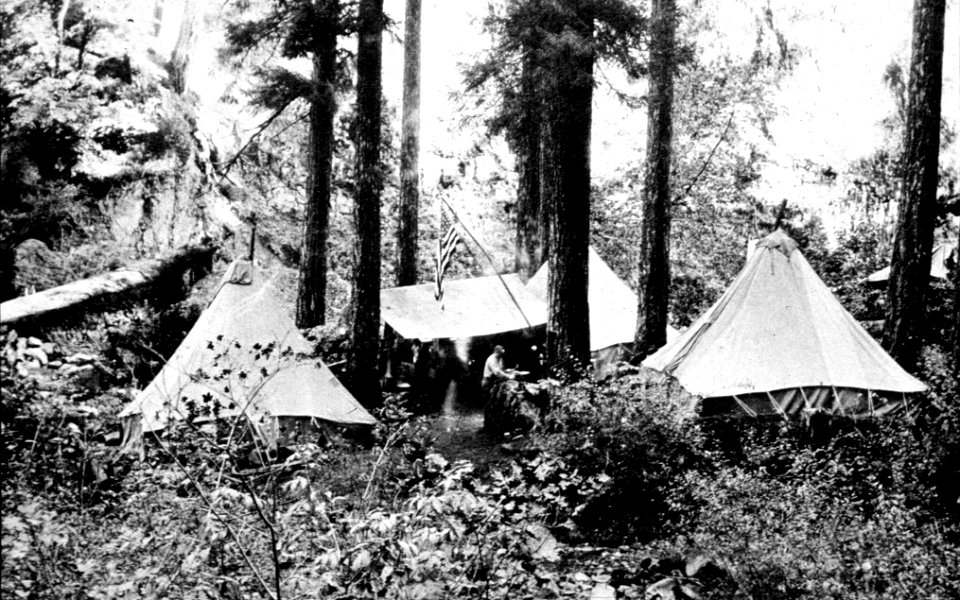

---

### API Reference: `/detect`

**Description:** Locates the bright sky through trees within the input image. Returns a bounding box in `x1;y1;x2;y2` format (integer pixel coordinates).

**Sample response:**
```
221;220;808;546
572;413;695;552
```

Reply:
381;0;959;206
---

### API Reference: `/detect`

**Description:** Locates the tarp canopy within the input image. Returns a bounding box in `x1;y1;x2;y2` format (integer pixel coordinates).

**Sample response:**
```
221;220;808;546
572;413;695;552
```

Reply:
526;247;679;352
119;260;376;434
381;274;547;341
867;240;958;283
643;230;926;417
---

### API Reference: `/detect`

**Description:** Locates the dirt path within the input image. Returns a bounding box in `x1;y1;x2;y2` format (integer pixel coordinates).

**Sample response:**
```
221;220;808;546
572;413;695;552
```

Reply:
425;403;513;470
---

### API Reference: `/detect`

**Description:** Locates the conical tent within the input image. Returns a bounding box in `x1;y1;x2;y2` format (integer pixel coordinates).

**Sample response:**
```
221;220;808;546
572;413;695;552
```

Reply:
526;247;679;354
643;230;926;417
119;260;375;439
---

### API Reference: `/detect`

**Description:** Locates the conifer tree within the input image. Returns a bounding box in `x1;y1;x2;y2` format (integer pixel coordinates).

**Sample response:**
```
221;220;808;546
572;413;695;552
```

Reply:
883;0;946;371
296;0;339;328
464;0;645;379
224;1;347;329
635;0;677;360
349;0;384;404
396;0;421;287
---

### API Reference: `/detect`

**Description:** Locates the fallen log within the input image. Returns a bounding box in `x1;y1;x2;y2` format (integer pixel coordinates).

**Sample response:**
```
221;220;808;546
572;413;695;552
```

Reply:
0;244;215;326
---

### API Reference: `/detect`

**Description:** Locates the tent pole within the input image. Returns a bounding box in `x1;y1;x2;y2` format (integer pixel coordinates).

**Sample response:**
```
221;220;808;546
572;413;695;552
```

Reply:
248;217;257;262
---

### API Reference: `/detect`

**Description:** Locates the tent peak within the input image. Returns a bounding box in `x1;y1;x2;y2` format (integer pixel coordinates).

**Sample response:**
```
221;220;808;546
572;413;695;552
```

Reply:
757;229;798;257
226;259;255;286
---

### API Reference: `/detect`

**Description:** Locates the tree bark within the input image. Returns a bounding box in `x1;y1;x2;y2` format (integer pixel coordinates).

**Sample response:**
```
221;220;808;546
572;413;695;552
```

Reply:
0;245;215;325
296;1;339;328
169;0;197;95
635;0;677;360
396;0;421;287
350;0;384;405
514;47;544;279
541;5;593;381
953;249;959;381
883;0;945;371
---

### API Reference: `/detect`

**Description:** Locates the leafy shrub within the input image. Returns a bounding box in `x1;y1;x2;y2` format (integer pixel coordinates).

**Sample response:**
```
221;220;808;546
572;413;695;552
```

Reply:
528;376;710;543
677;460;960;599
816;221;891;320
646;403;960;600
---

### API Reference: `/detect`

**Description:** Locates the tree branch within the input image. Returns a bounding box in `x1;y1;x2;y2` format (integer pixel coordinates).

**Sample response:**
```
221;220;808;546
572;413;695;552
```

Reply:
674;112;735;204
217;100;297;180
149;432;278;600
938;193;960;216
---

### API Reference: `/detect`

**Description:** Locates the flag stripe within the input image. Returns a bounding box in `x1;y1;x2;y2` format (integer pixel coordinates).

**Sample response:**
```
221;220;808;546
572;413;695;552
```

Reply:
434;209;461;301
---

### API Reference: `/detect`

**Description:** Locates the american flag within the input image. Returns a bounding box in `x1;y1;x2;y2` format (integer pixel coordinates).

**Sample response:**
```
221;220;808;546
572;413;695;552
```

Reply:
434;206;462;301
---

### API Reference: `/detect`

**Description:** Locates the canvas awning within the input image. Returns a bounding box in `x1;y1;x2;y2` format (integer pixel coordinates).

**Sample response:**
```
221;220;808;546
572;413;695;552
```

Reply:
380;274;547;341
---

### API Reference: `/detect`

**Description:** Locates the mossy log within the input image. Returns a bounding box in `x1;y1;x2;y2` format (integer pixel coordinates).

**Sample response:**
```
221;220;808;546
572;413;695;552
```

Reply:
0;244;215;326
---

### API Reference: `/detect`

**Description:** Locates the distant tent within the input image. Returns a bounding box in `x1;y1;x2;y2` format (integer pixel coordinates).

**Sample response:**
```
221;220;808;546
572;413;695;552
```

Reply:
119;260;375;445
526;247;679;375
866;240;958;284
380;274;547;341
643;230;926;418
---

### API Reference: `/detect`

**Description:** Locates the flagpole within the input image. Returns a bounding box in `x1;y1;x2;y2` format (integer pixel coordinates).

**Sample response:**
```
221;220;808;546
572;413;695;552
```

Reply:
437;185;444;310
437;194;534;330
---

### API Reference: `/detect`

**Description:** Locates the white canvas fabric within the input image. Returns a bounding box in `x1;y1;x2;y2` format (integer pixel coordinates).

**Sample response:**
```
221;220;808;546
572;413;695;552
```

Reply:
643;230;926;417
380;274;546;340
867;239;958;283
526;247;679;352
119;260;376;435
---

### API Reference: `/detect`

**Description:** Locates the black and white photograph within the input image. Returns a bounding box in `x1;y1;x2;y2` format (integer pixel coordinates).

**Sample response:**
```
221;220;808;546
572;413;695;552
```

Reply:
1;0;957;597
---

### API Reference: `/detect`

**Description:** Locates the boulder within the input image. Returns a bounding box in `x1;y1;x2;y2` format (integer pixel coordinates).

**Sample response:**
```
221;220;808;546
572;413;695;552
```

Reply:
22;347;48;366
645;577;700;600
65;364;101;393
524;523;560;562
12;239;63;294
684;555;728;583
589;583;617;600
65;353;98;365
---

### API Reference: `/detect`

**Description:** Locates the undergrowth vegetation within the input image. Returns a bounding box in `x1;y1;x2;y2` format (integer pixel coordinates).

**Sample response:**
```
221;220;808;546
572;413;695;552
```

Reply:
5;323;958;599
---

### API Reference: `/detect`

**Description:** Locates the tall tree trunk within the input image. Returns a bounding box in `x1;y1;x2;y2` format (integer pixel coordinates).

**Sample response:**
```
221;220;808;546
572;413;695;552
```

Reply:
350;0;384;405
169;0;197;95
635;0;677;360
396;0;421;286
515;47;543;279
953;249;959;382
542;7;593;381
296;1;338;328
883;0;945;371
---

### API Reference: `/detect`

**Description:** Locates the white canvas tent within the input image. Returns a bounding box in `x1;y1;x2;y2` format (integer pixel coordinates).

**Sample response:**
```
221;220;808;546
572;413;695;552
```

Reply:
526;247;679;374
866;240;958;283
643;230;926;418
380;274;547;341
119;260;375;444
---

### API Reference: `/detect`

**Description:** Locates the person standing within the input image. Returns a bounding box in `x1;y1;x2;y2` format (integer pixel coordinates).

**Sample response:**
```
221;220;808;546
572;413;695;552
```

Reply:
482;345;514;397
